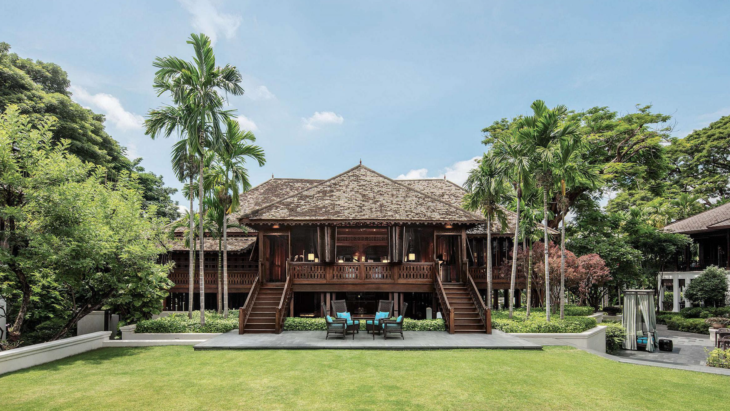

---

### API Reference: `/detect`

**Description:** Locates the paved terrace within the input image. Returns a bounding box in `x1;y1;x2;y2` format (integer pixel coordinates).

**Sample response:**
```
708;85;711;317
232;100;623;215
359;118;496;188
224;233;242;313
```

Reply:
194;330;541;350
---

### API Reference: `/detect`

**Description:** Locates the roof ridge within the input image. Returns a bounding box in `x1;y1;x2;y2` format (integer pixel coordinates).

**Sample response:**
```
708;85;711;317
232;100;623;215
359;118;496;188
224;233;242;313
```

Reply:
664;201;730;231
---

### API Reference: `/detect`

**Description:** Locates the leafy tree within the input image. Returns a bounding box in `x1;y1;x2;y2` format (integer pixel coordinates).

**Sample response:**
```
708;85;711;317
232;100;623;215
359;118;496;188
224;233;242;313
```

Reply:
146;33;244;325
572;254;611;311
683;266;728;307
464;154;509;312
132;159;180;221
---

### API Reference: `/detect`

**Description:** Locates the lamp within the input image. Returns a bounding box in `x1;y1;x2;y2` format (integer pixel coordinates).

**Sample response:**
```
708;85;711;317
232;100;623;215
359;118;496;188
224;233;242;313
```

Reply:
408;253;416;261
444;224;453;229
272;224;280;229
338;258;344;263
314;258;319;263
308;253;315;262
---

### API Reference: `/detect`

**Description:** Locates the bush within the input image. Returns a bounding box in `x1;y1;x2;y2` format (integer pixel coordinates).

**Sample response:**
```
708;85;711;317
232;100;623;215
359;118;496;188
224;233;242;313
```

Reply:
680;306;730;319
563;306;595;316
664;316;709;335
282;317;446;332
491;311;597;333
603;306;622;316
135;311;239;334
605;322;626;354
684;266;729;306
706;348;730;369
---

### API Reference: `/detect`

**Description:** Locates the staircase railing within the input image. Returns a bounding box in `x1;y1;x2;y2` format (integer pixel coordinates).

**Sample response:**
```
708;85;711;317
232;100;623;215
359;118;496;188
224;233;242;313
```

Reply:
434;268;454;334
239;273;262;334
275;264;294;334
466;270;492;334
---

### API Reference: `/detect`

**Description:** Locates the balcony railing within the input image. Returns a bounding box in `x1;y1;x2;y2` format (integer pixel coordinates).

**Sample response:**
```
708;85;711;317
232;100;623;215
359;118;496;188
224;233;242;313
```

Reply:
288;261;434;284
169;268;258;288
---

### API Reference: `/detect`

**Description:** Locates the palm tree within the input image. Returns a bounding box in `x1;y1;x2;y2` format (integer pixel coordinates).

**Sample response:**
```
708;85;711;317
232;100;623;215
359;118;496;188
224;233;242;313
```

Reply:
464;154;509;312
203;193;242;314
553;133;600;319
171;210;211;313
146;33;244;325
171;139;198;319
492;130;532;319
517;100;576;321
207;119;265;317
517;195;542;319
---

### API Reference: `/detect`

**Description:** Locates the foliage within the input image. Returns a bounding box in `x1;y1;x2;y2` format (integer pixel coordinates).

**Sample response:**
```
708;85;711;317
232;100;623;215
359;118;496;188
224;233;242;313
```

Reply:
562;305;595;316
657;313;709;335
705;317;730;327
683;266;729;307
706;348;730;369
283;317;446;332
492;310;597;333
0;106;173;343
679;306;730;319
603;306;622;316
605;322;627;354
135;311;239;334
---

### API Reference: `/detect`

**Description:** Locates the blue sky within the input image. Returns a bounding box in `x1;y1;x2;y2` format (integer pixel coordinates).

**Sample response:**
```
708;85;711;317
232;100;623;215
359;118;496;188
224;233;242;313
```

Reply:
2;1;729;209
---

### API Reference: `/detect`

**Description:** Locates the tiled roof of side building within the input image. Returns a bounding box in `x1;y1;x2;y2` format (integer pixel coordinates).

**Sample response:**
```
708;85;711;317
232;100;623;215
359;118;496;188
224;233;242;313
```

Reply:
664;202;730;234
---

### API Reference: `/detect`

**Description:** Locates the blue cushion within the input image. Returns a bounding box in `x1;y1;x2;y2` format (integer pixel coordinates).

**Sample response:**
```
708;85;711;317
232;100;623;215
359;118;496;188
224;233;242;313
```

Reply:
330;323;344;328
337;312;351;321
385;323;400;328
637;337;648;344
397;315;403;322
346;319;360;326
326;315;334;323
375;311;389;320
366;320;379;325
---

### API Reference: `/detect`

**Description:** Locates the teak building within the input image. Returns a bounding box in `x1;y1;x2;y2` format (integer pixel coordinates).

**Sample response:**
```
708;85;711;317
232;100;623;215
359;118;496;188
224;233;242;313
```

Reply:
165;164;551;333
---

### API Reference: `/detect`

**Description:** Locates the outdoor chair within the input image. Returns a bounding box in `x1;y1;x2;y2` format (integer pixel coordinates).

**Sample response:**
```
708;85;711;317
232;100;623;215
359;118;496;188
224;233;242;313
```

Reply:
381;303;408;340
716;328;730;349
324;314;348;340
367;300;393;336
332;299;360;336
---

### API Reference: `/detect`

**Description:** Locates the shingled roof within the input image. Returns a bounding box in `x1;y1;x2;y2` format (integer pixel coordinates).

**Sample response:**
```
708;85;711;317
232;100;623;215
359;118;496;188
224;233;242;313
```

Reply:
243;165;484;224
167;236;256;252
664;202;730;234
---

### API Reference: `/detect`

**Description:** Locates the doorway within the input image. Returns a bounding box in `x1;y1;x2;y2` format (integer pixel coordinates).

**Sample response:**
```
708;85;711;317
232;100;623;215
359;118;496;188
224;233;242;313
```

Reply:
436;235;461;282
264;235;289;282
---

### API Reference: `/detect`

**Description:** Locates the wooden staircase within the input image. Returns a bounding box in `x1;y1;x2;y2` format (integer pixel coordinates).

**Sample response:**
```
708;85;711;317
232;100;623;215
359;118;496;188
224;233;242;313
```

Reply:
243;284;284;334
443;283;486;333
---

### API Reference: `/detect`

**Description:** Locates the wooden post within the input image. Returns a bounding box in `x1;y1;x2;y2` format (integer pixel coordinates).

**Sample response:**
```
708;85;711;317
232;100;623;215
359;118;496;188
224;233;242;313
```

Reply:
326;292;331;317
400;293;405;316
515;289;521;308
493;289;499;310
394;292;399;317
320;293;325;317
290;293;294;317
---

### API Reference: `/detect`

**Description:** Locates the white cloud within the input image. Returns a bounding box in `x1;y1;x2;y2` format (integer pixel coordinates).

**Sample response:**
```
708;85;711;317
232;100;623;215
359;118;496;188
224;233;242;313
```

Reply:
247;85;276;101
125;143;139;160
178;0;241;46
69;85;144;130
302;111;344;130
396;157;480;186
676;106;730;137
236;115;258;132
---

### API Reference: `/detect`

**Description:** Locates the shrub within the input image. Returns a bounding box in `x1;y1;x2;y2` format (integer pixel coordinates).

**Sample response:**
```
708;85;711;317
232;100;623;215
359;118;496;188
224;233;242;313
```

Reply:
563;306;594;316
135;311;239;334
681;306;730;319
706;348;730;369
491;311;597;333
605;322;626;354
664;316;709;335
282;317;446;332
684;266;729;306
603;306;622;316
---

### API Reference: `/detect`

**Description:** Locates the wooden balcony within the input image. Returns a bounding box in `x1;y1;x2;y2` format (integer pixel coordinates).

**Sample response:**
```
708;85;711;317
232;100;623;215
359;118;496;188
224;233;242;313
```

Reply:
468;266;527;289
288;261;435;292
169;263;258;293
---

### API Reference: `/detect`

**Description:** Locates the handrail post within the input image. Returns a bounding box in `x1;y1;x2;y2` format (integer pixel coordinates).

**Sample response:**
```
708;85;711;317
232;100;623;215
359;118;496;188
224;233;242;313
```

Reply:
449;310;455;334
238;307;245;335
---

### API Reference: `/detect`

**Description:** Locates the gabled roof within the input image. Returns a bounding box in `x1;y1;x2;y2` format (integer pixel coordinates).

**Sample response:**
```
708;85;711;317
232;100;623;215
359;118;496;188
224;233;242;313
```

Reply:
243;165;484;224
167;236;256;252
229;178;323;222
664;202;730;234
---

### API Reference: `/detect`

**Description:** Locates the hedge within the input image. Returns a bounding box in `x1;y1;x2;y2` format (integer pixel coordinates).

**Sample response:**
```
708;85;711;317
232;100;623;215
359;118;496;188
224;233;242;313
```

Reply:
491;311;597;334
679;306;730;319
135;311;239;334
656;312;709;335
283;317;446;332
605;322;626;354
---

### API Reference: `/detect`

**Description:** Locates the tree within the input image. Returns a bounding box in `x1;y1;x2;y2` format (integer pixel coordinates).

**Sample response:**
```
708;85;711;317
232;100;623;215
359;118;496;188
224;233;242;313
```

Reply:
552;131;600;319
491;130;531;319
572;254;612;310
516;100;577;321
207;119;265;317
683;266;728;307
464;154;509;312
146;33;244;325
0;106;172;343
517;188;544;318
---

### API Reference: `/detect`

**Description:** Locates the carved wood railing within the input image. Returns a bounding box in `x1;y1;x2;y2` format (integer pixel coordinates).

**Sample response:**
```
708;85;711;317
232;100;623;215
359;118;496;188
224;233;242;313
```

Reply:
467;270;491;334
238;272;262;335
434;270;454;334
289;262;434;283
170;269;257;288
275;267;294;334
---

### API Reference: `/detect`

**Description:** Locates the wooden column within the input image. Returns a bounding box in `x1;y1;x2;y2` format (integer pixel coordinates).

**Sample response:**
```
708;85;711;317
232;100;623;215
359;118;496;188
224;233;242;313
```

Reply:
320;293;325;317
400;293;405;316
326;292;331;317
394;292;399;317
503;289;510;309
493;289;499;310
290;293;294;317
515;289;521;308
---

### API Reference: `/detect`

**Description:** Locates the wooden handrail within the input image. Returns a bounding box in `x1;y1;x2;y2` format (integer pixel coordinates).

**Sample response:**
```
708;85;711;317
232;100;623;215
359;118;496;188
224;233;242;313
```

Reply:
275;264;294;334
434;268;454;334
238;273;261;334
467;270;491;334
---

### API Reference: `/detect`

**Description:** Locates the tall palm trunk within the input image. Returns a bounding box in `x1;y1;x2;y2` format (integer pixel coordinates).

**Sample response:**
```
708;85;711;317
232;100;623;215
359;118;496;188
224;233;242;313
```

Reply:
223;203;229;318
543;186;550;322
486;214;493;311
199;154;205;326
508;188;520;319
217;238;222;314
526;238;532;318
188;177;194;319
560;197;566;320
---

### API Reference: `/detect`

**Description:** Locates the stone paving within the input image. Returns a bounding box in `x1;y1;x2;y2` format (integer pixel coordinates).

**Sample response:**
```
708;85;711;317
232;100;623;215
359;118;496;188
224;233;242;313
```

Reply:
612;324;714;367
194;329;541;351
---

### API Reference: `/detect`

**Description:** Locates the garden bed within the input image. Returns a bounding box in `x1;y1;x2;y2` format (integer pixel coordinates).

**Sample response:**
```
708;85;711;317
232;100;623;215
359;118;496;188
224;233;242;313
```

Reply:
134;311;239;334
491;306;597;334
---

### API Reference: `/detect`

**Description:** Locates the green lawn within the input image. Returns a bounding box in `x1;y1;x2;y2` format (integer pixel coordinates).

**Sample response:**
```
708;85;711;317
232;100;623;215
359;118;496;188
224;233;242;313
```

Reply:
1;346;728;410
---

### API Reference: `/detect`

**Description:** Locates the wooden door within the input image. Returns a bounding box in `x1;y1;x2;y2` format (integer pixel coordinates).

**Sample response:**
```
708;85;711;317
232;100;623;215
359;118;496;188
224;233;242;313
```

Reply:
265;235;289;282
436;235;461;282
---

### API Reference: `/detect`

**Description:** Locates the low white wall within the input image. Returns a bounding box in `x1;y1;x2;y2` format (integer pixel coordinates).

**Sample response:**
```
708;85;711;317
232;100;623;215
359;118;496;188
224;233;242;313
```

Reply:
76;311;119;336
0;331;110;376
120;324;220;341
509;326;607;353
103;339;204;347
588;312;604;324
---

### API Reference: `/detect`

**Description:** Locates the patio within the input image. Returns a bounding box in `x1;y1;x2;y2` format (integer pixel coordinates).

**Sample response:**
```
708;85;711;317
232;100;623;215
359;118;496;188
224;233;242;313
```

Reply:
194;330;540;350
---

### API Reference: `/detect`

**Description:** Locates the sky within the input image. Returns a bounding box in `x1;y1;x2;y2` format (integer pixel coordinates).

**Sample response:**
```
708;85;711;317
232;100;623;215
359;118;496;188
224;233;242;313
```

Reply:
2;1;729;210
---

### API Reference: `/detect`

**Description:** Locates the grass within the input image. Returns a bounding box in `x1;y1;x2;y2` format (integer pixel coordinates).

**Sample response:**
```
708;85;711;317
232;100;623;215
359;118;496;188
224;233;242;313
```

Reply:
1;347;729;410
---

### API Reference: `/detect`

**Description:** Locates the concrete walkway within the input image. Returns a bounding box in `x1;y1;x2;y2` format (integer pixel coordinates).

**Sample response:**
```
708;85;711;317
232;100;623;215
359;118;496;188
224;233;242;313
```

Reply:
194;330;541;351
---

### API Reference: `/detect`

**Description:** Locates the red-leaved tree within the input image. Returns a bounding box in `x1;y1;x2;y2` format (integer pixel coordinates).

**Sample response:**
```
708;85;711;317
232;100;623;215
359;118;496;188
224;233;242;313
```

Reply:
572;254;612;310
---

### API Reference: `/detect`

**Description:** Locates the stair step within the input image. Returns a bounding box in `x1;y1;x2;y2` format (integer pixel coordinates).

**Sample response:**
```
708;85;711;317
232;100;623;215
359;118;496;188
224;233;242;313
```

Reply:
455;319;483;325
251;308;277;314
245;322;275;329
255;301;279;307
257;296;282;301
454;329;486;333
243;329;276;334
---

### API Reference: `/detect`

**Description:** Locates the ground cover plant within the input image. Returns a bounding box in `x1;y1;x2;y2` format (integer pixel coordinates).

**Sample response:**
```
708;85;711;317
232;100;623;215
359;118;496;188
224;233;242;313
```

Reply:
135;311;238;334
491;307;597;333
706;347;730;369
2;346;730;410
283;317;445;332
656;312;709;335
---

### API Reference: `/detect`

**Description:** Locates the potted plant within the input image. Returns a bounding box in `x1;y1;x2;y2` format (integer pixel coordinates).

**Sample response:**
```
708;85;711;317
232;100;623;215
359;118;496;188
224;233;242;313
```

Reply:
705;317;730;329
